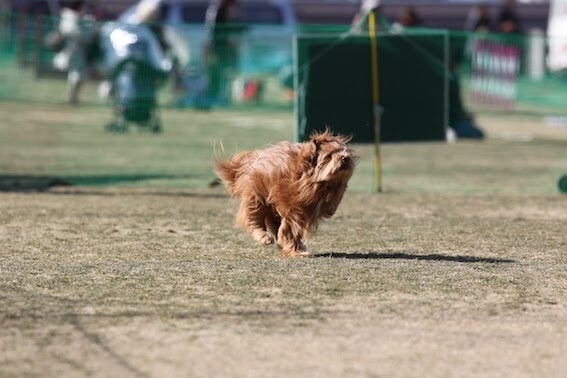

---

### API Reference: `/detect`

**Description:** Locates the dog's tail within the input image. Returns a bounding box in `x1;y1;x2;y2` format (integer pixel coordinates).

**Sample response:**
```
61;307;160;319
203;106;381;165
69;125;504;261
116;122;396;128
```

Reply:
214;151;251;195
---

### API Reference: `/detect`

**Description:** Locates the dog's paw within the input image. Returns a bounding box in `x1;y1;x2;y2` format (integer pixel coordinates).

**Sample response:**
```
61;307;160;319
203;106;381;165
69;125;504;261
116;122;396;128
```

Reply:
259;233;275;246
282;251;313;258
281;248;312;258
250;230;275;246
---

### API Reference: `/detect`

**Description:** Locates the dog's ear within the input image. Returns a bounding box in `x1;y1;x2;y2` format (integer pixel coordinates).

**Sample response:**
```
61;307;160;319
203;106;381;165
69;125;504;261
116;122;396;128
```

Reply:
294;137;321;180
306;128;330;149
300;137;319;168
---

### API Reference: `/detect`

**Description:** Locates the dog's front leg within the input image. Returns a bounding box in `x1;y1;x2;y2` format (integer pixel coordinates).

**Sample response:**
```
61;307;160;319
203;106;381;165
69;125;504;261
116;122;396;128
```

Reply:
277;218;309;258
236;200;275;246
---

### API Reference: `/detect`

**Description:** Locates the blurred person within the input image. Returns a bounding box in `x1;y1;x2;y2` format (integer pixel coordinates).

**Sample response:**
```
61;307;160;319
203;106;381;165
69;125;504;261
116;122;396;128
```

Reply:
448;65;485;140
205;0;244;105
449;34;485;139
205;0;243;185
351;0;389;34
53;0;97;105
497;0;522;34
98;0;174;104
496;0;523;79
464;4;493;33
394;6;422;29
134;0;169;52
461;5;491;139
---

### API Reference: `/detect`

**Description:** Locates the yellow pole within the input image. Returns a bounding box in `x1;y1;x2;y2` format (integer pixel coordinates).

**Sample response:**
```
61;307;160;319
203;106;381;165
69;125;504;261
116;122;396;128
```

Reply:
368;10;382;192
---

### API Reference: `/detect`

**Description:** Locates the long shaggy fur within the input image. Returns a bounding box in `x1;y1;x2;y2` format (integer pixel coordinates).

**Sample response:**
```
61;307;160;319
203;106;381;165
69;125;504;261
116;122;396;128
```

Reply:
215;129;356;257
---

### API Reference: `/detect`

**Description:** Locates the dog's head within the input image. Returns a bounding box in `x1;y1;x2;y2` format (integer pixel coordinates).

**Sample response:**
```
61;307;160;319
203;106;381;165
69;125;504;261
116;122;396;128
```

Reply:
301;129;356;183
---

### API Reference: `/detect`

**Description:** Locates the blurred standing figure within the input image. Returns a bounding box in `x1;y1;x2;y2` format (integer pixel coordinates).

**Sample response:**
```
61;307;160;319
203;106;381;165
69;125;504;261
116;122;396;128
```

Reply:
497;0;522;34
205;0;242;105
54;0;97;104
134;0;169;53
396;6;422;28
464;4;493;33
351;0;386;34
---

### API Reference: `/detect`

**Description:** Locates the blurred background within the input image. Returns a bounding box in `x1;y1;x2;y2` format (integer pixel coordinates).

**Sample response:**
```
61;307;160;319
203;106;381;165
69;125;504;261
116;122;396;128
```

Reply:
0;0;565;137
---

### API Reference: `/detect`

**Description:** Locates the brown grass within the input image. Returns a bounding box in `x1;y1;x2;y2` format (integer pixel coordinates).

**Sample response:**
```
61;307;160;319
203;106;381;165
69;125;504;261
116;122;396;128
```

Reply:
1;102;567;377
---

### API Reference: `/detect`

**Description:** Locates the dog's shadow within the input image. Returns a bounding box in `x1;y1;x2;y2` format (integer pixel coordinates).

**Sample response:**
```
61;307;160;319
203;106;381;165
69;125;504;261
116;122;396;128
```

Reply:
311;251;514;264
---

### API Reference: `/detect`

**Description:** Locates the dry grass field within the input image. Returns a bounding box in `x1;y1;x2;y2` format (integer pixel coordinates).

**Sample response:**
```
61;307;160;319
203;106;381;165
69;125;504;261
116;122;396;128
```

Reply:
1;102;567;377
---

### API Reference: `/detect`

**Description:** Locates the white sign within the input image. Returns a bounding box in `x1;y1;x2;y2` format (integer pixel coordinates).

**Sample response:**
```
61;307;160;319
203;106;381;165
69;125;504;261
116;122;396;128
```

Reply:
547;0;567;71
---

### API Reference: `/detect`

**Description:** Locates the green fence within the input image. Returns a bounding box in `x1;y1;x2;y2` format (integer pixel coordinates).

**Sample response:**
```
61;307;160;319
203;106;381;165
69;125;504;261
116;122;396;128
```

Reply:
1;11;567;118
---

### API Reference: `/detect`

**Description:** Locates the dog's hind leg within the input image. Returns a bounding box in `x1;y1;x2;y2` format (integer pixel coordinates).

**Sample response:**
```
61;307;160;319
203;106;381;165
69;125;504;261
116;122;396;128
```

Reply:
236;199;275;246
264;211;281;241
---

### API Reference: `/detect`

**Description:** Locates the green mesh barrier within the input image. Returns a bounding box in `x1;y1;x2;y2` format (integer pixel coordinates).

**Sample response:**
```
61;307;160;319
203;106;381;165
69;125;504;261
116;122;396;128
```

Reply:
1;11;567;118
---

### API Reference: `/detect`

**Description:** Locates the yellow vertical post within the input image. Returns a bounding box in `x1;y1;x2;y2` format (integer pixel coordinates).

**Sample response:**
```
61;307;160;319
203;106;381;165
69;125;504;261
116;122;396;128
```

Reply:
368;10;382;192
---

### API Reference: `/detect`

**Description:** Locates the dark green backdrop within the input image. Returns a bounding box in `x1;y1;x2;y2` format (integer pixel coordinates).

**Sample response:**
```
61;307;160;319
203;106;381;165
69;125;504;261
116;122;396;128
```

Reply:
295;31;449;143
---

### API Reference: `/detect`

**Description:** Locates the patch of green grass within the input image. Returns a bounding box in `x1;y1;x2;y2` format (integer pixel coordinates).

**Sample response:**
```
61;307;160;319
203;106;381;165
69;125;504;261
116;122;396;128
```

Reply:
1;101;566;195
